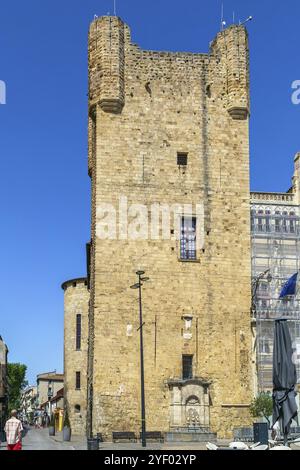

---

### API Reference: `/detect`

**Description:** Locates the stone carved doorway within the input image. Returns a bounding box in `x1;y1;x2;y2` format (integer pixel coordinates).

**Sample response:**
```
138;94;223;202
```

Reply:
168;379;210;429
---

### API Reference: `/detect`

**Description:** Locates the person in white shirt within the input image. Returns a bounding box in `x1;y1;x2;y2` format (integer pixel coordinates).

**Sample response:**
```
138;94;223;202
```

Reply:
4;410;23;451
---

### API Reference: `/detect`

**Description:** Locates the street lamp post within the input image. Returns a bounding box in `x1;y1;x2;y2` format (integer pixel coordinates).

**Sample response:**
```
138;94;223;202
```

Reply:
48;381;53;423
130;271;149;448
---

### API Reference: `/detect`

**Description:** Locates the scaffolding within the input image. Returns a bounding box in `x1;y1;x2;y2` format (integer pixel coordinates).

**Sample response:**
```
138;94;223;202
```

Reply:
251;210;300;392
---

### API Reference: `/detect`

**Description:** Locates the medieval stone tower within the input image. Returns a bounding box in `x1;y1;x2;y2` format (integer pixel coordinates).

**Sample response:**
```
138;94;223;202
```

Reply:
86;16;253;439
63;278;89;435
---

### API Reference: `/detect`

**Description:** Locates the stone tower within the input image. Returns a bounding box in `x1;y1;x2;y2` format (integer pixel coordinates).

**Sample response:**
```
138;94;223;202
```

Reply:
63;278;89;435
87;16;253;439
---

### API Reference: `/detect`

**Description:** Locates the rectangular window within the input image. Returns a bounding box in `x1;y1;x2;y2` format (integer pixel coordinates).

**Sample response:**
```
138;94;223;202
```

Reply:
182;355;193;380
257;218;263;232
76;314;81;350
177;153;188;166
260;338;270;355
290;220;295;233
180;217;197;260
275;218;281;233
76;372;81;390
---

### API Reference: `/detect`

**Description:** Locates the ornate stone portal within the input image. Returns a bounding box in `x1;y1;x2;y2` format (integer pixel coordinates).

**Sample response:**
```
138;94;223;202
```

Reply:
168;379;210;429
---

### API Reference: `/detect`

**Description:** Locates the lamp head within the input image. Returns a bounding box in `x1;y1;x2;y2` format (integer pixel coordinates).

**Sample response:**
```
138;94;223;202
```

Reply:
130;283;140;290
241;15;253;25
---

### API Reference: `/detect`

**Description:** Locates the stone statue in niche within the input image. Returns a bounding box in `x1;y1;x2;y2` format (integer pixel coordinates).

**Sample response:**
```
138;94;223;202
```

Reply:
182;315;193;340
127;325;133;337
185;397;200;427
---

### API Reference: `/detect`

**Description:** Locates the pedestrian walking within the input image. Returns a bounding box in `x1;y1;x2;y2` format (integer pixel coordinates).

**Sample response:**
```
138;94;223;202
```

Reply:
4;410;23;451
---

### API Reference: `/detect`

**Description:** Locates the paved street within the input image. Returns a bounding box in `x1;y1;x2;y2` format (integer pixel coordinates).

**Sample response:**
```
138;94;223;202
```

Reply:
0;427;87;451
0;427;214;451
1;427;300;451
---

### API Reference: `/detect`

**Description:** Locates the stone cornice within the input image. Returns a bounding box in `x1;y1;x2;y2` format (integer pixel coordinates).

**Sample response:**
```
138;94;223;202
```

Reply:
251;192;295;203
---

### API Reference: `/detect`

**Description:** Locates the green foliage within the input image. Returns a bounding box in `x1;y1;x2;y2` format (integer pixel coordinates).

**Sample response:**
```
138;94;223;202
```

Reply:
63;407;71;429
249;392;273;426
7;363;28;412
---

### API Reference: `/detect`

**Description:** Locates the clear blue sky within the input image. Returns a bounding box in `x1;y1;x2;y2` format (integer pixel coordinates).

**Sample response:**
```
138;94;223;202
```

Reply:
0;0;299;384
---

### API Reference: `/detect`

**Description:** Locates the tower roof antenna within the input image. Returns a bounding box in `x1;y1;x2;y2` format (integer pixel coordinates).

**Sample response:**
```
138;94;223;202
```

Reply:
239;15;253;26
221;3;226;31
114;0;117;16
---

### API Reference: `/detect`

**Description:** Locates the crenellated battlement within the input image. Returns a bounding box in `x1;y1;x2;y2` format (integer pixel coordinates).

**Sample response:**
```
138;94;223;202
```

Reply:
88;18;249;121
210;26;250;119
88;16;128;114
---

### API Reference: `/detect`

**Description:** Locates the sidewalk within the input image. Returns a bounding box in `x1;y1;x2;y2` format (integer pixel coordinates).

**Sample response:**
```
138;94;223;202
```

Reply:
49;431;87;450
3;428;299;451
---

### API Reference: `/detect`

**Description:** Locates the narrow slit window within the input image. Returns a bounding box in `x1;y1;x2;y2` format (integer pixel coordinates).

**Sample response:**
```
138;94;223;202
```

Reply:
76;372;81;390
76;314;81;350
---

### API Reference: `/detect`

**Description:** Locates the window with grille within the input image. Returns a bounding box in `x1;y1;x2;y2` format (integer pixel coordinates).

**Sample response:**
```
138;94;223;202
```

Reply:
76;314;81;350
180;216;197;260
76;372;81;390
182;355;193;380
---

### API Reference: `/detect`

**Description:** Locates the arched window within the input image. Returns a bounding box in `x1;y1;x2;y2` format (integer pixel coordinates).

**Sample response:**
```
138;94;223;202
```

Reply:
257;210;263;232
75;405;81;413
265;210;271;232
275;211;281;232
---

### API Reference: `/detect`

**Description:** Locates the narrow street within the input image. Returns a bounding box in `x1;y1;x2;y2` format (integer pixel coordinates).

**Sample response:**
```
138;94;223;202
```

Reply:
0;427;87;451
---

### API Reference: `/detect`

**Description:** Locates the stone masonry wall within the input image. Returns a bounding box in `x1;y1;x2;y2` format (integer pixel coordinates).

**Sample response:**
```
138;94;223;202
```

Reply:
63;279;89;435
37;379;64;408
87;16;253;439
